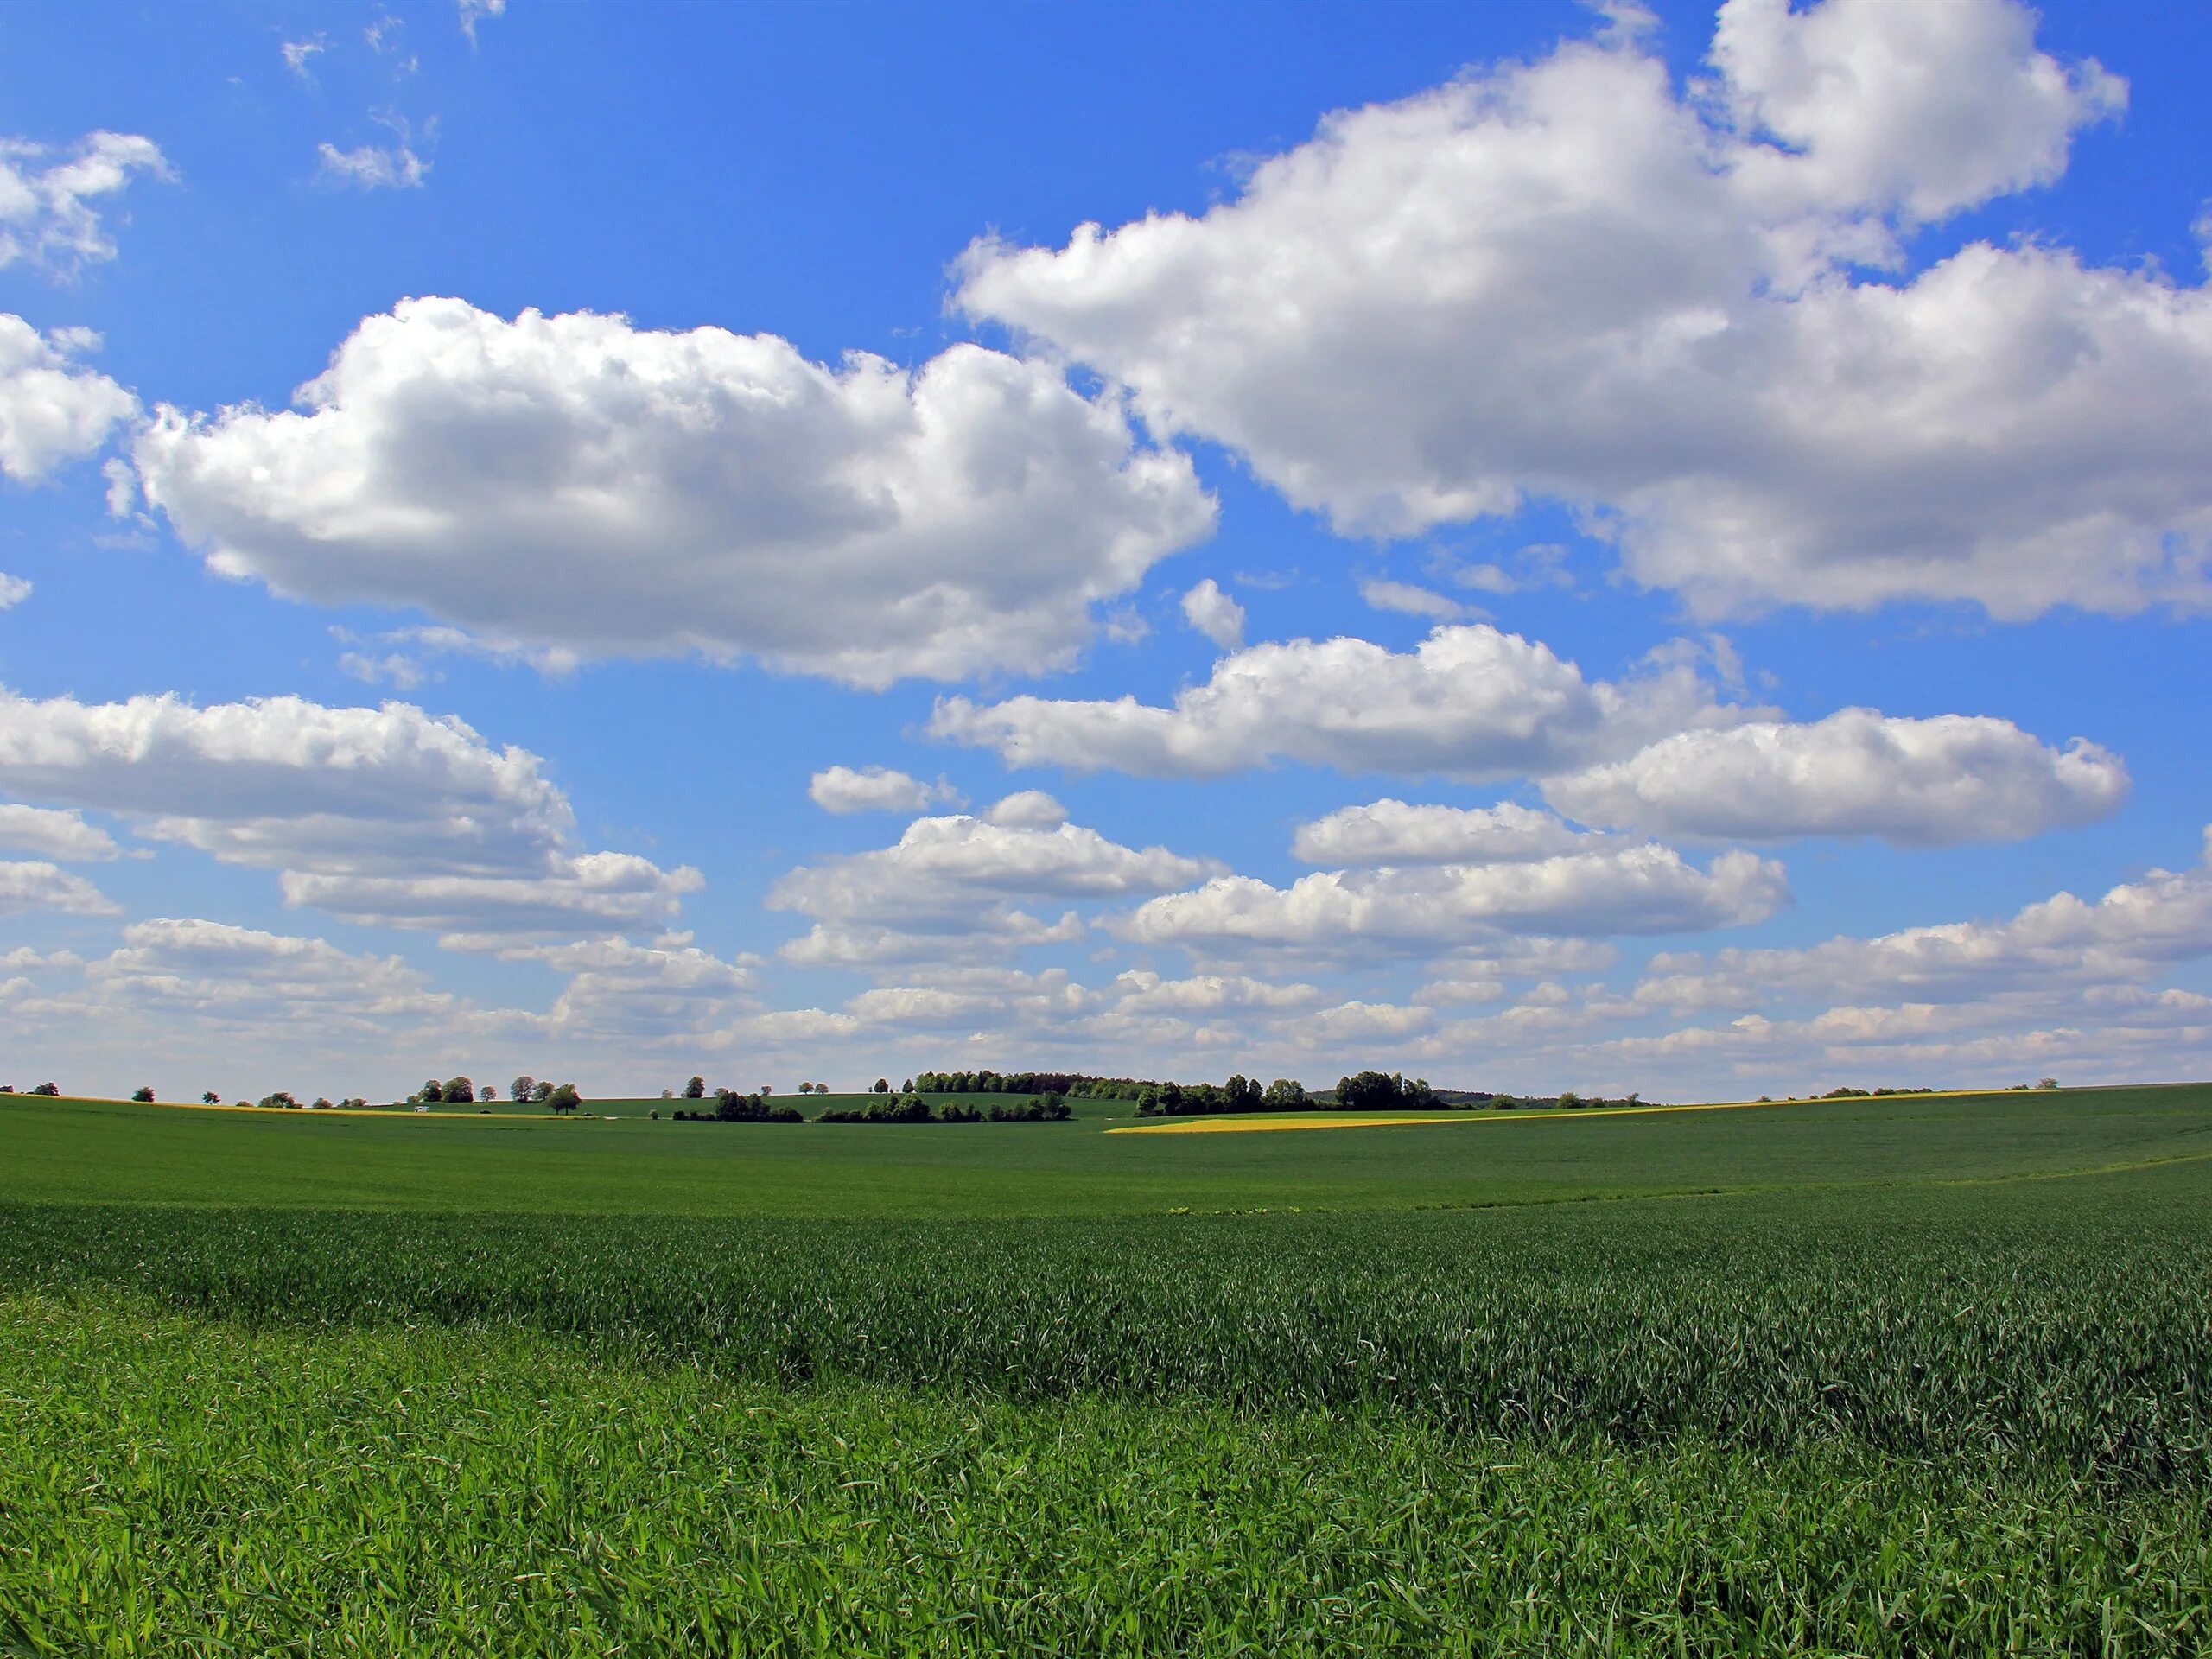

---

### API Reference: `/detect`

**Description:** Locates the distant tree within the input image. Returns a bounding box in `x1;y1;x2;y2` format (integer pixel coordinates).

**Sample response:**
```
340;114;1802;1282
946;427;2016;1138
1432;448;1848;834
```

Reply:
30;1082;58;1096
901;1079;913;1094
874;1077;890;1094
650;1108;659;1121
477;1084;497;1102
2036;1077;2060;1090
683;1076;706;1099
202;1091;219;1104
313;1097;334;1110
532;1079;554;1103
1223;1074;1262;1112
511;1075;537;1103
341;1098;367;1109
1333;1071;1405;1111
442;1077;474;1107
798;1082;814;1094
259;1090;298;1109
547;1082;582;1114
760;1084;773;1096
1263;1078;1308;1109
131;1086;155;1103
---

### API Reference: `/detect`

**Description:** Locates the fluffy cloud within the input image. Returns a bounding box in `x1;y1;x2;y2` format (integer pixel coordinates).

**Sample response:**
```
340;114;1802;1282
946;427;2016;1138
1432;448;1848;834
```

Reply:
1632;828;2212;1013
1546;709;2128;845
0;130;169;275
932;623;1745;780
0;689;697;937
0;318;137;481
770;810;1212;975
88;918;451;1027
957;3;2212;620
1108;969;1323;1013
0;574;28;610
134;298;1216;687
809;765;961;816
0;859;114;915
982;790;1067;830
772;811;1214;924
1179;578;1244;649
0;804;117;861
496;935;756;1041
1118;843;1788;956
1292;799;1597;865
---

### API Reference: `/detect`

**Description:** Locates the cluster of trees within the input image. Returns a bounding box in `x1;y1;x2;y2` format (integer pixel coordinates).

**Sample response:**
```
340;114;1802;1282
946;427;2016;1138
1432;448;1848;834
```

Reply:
907;1070;1086;1095
1136;1076;1314;1117
1332;1071;1439;1110
817;1091;1071;1124
1820;1085;1936;1099
0;1083;61;1096
672;1088;804;1124
504;1076;583;1112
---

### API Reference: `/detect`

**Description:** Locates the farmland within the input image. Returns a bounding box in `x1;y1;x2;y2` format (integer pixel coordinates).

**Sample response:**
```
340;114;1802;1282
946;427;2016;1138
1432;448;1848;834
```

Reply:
3;1085;2210;1653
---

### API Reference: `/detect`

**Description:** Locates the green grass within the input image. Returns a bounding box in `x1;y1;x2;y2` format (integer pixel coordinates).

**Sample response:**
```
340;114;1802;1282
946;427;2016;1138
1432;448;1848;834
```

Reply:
5;1082;2209;1215
5;1294;2205;1657
4;1084;2212;1652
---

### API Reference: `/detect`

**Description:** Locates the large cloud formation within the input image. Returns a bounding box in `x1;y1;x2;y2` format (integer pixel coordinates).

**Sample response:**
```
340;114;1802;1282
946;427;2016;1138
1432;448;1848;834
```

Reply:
0;689;697;937
957;0;2212;620
132;298;1217;687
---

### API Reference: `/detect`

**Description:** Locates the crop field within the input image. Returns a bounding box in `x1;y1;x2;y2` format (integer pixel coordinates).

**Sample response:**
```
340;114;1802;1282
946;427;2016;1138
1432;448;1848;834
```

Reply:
3;1086;2210;1653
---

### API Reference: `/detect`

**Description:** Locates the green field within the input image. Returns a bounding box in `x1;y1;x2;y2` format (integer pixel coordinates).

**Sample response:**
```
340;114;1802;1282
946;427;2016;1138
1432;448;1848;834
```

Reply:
3;1086;2210;1653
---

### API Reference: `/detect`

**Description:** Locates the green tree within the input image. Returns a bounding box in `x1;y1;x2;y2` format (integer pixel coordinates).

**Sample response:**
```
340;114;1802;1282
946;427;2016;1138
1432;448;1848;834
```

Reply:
510;1075;536;1103
1263;1077;1308;1109
683;1076;706;1099
874;1077;890;1093
442;1077;474;1106
131;1086;155;1103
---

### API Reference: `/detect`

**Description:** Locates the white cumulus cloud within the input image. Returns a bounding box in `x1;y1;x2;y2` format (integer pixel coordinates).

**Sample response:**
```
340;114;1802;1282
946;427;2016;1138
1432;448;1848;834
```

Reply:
1118;843;1788;956
0;804;118;861
809;766;962;816
1293;799;1599;865
931;623;1747;780
0;130;170;276
0;317;137;481
0;858;114;915
1546;709;2128;845
0;689;697;938
1179;578;1244;649
132;298;1216;688
957;2;2211;620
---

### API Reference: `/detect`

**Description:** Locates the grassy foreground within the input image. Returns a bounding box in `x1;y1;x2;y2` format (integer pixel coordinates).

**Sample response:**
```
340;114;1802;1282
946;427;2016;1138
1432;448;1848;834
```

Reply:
3;1086;2211;1653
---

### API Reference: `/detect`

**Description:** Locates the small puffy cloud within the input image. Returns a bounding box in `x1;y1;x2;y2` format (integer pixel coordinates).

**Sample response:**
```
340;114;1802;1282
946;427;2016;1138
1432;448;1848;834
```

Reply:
0;804;117;861
1118;843;1788;956
317;140;427;190
0;130;170;276
134;298;1216;688
0;317;137;481
1292;799;1598;866
1109;969;1323;1013
932;623;1748;780
281;37;325;80
0;689;697;938
1545;709;2128;845
957;4;2212;621
1179;578;1244;649
1358;578;1468;622
809;765;961;816
1299;1000;1436;1046
0;574;28;610
0;858;114;915
771;810;1211;977
771;812;1216;924
982;790;1067;830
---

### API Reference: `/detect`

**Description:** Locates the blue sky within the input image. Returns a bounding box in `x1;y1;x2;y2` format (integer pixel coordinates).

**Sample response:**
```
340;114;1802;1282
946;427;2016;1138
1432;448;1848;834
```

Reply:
1;0;2209;1103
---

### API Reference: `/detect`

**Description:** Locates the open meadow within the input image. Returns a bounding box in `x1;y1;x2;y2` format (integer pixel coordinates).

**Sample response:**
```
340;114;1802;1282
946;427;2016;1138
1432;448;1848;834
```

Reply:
3;1084;2210;1654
